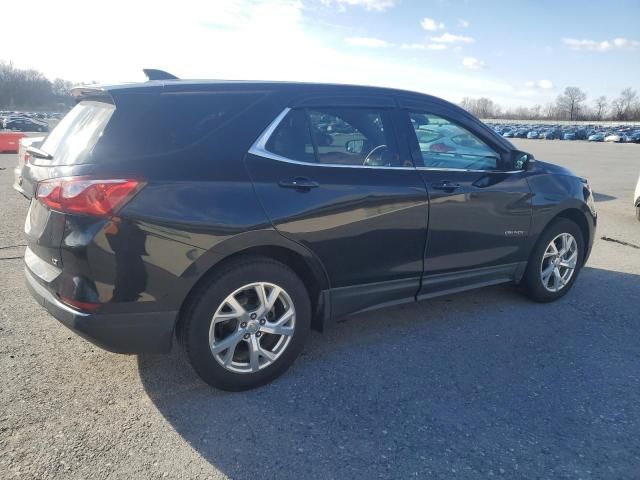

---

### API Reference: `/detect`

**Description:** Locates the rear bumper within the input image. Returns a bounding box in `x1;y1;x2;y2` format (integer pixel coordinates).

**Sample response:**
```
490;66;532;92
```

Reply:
25;267;176;354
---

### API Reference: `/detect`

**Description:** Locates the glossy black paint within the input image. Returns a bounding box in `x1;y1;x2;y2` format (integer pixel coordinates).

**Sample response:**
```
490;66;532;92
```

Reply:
22;80;596;353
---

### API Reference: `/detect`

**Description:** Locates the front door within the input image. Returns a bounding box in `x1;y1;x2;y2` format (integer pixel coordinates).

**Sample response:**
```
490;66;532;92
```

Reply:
399;106;532;297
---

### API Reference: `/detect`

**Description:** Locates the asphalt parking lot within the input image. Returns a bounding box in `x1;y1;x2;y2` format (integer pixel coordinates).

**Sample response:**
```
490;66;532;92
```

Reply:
1;140;639;479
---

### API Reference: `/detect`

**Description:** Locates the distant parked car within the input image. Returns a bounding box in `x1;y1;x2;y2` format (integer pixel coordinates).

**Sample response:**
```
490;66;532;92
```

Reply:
604;134;621;143
563;132;576;140
527;131;539;139
575;129;588;140
588;133;605;142
0;131;26;153
514;129;529;138
543;129;562;140
3;118;48;133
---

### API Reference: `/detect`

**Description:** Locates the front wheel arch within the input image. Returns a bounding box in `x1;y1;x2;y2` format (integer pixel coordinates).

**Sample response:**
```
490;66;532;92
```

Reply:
535;207;591;265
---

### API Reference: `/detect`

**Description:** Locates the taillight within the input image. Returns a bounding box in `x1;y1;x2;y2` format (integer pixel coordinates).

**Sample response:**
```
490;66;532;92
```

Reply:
36;177;144;217
58;294;101;312
22;150;31;165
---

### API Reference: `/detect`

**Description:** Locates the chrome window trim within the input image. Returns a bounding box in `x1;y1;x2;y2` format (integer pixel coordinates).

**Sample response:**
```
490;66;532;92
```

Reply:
248;107;416;171
416;167;525;174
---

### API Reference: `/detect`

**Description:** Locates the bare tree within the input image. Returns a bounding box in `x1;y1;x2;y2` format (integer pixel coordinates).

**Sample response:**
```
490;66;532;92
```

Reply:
611;88;638;120
543;102;556;119
556;86;587;121
0;61;76;110
456;89;640;121
458;97;500;118
594;96;607;120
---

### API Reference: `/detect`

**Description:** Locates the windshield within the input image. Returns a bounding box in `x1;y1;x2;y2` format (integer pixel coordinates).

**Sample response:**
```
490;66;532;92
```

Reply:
39;101;115;165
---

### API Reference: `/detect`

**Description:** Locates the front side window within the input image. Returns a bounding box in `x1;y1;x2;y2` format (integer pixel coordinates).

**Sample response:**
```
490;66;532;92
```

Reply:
264;107;405;167
409;112;500;170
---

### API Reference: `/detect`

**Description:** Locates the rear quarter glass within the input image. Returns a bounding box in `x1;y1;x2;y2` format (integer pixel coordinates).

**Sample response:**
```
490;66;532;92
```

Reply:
36;101;115;166
92;92;266;160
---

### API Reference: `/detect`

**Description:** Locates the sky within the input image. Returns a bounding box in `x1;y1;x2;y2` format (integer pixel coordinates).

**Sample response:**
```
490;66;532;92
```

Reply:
3;0;640;108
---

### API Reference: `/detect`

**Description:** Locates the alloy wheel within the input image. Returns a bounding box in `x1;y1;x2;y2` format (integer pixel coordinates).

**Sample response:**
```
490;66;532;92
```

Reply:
540;232;578;293
209;282;295;373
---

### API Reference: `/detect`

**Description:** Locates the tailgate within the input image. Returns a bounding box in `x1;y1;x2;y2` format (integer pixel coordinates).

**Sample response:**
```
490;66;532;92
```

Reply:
23;100;115;270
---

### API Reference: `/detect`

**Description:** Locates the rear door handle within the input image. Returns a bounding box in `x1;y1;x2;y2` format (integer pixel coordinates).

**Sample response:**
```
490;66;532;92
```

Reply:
431;181;461;192
278;177;320;190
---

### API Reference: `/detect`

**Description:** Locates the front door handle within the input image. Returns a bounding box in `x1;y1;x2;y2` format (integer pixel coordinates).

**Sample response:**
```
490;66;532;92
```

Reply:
431;181;461;192
279;177;320;190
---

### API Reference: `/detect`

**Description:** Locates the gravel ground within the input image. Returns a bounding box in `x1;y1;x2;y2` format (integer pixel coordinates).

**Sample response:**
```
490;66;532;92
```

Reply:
1;140;639;479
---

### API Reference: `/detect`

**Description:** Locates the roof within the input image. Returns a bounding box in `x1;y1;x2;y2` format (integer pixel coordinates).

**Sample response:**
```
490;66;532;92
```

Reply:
70;78;515;151
72;79;441;101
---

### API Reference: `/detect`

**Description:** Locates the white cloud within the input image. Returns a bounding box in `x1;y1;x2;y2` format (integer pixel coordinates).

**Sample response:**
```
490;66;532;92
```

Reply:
563;37;640;51
462;57;484;69
431;33;475;44
400;43;447;51
321;0;395;11
525;79;554;89
346;36;391;47
421;17;445;31
458;19;470;28
2;0;537;107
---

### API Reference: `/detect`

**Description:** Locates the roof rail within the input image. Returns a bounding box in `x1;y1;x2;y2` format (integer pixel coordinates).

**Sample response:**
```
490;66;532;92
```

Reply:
143;69;179;81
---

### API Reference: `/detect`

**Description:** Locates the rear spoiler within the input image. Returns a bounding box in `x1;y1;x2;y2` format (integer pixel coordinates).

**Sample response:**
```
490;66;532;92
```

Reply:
70;86;114;103
143;69;179;80
70;69;179;103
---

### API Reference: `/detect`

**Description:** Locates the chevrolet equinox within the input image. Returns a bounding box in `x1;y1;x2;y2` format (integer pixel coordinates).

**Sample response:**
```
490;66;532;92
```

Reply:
22;74;596;390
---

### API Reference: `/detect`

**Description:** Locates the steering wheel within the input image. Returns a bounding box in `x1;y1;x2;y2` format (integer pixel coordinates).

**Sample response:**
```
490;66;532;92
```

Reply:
363;144;389;166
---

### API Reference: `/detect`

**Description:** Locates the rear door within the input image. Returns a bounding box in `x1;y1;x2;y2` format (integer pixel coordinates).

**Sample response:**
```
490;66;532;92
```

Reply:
397;100;532;297
245;97;428;317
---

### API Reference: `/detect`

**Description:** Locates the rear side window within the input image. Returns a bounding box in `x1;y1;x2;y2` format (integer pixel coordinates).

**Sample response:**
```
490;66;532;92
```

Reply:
265;109;315;163
309;108;401;167
101;92;265;158
39;101;115;165
265;107;403;167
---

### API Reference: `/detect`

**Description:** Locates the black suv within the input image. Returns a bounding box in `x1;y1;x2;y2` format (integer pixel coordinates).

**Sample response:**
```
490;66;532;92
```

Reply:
23;76;596;390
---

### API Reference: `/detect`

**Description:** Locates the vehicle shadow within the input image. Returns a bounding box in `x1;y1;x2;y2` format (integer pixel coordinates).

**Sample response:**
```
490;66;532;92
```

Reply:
137;267;640;479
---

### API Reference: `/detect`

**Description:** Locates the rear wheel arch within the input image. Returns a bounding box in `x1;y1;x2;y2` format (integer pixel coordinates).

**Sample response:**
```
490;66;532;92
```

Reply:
176;242;329;341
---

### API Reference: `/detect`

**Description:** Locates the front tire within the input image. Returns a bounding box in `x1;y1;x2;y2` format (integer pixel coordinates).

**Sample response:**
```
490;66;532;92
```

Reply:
181;256;311;391
521;218;584;303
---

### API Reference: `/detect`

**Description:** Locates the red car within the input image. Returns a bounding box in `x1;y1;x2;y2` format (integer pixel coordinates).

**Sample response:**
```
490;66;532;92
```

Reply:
0;131;27;153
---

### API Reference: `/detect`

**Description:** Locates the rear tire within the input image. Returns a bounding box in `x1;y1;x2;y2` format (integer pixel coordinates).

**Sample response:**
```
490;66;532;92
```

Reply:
181;256;311;391
521;218;584;303
636;205;640;222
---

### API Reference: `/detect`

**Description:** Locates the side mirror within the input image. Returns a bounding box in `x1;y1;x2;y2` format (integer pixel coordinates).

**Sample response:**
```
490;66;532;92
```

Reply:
512;150;534;170
345;139;364;154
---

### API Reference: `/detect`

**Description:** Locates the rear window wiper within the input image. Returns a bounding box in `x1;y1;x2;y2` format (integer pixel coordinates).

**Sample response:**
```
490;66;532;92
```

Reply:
27;146;53;160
